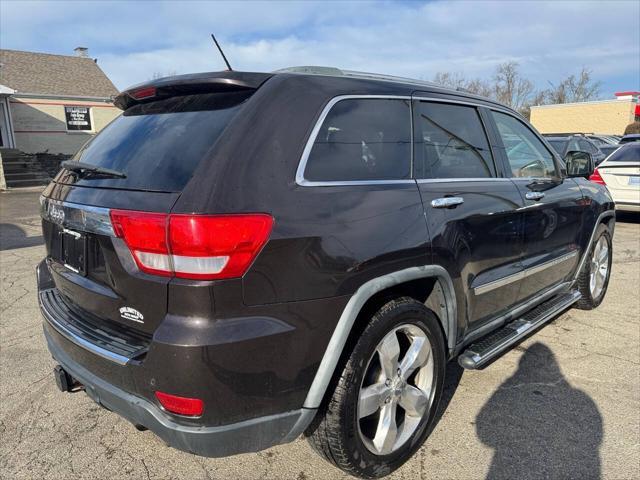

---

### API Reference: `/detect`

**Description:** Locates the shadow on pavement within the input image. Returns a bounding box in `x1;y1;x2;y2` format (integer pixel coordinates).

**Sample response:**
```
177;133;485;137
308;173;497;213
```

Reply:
433;361;465;426
0;223;44;251
476;342;602;480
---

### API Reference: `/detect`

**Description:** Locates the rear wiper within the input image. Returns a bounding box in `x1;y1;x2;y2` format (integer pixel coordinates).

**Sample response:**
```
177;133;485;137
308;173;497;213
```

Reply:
61;160;126;179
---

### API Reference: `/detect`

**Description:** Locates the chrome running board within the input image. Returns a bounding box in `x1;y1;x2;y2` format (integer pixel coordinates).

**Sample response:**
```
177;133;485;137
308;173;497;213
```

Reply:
458;291;581;370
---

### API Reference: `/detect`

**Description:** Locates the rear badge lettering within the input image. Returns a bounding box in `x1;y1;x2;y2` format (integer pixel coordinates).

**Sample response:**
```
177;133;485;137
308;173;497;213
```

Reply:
119;307;144;323
48;203;65;223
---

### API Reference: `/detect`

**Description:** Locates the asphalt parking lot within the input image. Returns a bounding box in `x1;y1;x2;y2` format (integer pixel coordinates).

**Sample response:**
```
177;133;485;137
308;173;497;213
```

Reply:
1;188;639;480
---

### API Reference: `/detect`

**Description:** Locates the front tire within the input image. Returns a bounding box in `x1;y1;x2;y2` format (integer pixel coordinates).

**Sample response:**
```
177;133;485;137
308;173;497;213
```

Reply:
576;223;612;310
305;297;446;479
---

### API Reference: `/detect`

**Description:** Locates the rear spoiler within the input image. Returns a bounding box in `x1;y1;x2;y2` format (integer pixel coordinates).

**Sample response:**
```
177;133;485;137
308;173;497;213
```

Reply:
114;71;274;110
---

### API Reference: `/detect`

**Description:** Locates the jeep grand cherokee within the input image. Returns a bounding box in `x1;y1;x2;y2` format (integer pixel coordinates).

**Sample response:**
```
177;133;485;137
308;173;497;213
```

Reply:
38;68;614;478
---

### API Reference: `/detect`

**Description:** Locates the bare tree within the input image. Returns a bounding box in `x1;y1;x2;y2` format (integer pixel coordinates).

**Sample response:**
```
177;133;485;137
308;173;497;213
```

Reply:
433;71;492;97
543;68;602;104
433;71;467;89
432;64;602;119
493;61;534;114
624;121;640;134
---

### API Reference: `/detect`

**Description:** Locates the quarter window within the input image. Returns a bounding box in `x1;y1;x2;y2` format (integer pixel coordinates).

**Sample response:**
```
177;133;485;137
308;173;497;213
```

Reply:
414;102;495;179
303;98;411;182
491;111;557;178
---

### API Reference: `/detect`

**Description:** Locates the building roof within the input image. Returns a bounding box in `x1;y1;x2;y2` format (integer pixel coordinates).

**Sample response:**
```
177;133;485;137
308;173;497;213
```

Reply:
0;49;118;98
530;98;636;109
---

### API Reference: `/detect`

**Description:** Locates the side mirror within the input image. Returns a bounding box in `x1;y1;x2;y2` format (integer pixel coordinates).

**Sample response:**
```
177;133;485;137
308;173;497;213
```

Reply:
564;150;594;179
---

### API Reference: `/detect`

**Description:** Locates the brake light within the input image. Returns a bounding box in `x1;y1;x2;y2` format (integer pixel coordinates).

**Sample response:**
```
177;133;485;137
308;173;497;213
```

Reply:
110;211;171;276
130;86;156;100
589;168;606;185
155;391;204;416
110;210;273;280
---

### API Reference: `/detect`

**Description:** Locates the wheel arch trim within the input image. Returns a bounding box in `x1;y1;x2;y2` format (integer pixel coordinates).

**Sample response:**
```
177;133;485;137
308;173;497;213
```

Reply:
302;265;456;409
572;209;615;283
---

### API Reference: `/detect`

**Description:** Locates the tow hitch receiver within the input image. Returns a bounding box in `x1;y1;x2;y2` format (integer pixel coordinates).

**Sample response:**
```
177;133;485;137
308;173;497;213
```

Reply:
54;365;81;392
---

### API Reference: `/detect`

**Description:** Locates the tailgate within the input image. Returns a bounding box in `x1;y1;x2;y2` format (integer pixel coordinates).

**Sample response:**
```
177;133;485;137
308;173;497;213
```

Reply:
41;190;178;335
39;85;257;337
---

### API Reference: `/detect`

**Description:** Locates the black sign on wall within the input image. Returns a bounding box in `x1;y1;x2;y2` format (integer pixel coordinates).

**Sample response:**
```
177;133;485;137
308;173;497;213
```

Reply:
64;106;92;131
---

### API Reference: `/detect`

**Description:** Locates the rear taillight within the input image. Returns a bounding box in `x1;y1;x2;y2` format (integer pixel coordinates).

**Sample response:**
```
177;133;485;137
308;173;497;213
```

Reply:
110;210;273;280
589;168;606;185
155;391;204;416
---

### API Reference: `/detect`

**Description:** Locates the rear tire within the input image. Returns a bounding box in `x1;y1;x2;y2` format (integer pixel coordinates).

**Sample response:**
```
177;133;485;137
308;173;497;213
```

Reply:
575;223;612;310
305;297;446;479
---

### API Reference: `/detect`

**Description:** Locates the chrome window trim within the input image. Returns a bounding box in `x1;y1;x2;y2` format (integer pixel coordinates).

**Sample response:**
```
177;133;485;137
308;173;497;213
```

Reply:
412;95;518;117
40;197;114;237
416;178;513;184
295;94;523;187
473;250;579;295
295;95;413;187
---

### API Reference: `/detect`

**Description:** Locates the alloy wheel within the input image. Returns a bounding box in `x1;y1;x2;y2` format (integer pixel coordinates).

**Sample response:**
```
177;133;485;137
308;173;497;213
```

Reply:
589;236;609;299
357;324;435;455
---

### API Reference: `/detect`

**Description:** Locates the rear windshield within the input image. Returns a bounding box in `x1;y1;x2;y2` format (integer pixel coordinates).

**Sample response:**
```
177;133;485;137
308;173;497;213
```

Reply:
63;91;250;192
607;143;640;162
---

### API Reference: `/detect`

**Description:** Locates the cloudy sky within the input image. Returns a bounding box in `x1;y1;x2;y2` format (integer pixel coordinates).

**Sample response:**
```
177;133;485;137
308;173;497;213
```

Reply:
1;0;638;98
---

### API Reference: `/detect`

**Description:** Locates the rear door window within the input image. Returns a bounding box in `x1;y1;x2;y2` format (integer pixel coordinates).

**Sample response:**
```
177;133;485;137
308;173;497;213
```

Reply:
62;91;249;192
303;98;411;182
414;101;495;179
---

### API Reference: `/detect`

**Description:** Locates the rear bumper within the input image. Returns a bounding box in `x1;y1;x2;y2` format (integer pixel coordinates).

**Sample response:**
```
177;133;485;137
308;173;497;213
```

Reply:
37;258;323;456
43;324;315;457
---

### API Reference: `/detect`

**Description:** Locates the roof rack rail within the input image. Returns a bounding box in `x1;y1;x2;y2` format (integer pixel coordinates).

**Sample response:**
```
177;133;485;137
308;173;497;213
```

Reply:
275;66;440;89
542;132;591;136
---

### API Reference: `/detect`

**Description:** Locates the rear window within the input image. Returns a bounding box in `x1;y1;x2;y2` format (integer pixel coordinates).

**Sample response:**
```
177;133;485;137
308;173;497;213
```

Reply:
303;98;411;182
607;143;640;162
63;91;250;192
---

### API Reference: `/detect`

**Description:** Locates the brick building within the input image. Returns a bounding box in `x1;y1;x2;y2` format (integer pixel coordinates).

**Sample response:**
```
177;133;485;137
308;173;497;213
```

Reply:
530;92;640;135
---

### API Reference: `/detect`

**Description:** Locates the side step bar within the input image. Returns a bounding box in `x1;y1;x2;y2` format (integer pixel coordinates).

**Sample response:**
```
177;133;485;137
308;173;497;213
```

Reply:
458;291;581;370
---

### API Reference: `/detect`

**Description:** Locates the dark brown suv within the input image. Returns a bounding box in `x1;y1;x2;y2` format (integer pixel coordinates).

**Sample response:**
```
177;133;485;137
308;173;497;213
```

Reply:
38;67;615;478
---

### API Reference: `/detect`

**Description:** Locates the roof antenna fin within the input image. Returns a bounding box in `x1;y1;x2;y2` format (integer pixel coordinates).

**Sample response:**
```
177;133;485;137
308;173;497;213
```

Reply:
210;34;233;71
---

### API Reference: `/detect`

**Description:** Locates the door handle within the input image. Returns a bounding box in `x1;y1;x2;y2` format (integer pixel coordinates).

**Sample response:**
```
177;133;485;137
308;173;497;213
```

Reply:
525;191;545;201
431;197;464;209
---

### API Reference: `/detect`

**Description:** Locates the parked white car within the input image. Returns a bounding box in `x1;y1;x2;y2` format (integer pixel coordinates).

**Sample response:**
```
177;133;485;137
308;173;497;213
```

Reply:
590;143;640;212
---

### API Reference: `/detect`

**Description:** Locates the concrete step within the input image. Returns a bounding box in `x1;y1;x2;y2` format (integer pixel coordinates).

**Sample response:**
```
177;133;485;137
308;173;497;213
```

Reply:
4;178;51;188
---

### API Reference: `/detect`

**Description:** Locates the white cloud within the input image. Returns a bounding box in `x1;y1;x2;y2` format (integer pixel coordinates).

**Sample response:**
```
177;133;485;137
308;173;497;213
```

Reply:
1;1;638;95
